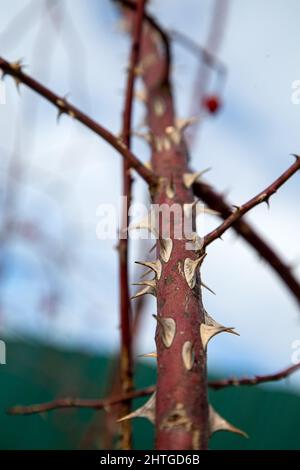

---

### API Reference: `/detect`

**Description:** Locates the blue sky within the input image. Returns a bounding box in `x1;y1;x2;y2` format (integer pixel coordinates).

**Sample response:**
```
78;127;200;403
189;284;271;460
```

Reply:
0;0;300;391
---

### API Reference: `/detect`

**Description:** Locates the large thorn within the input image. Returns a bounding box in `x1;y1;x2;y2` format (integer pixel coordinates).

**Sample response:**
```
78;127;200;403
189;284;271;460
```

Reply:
209;405;248;438
135;260;162;280
118;393;156;424
130;285;156;300
183;254;206;288
200;310;239;351
132;280;157;289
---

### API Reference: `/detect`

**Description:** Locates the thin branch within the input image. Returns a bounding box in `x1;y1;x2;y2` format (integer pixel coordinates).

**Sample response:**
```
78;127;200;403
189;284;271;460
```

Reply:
193;180;300;306
8;386;156;416
209;363;300;390
8;362;300;416
203;157;300;247
0;57;157;187
118;0;146;450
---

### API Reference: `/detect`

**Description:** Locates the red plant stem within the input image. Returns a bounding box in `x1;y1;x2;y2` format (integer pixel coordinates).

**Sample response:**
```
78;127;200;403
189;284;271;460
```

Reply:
118;0;146;450
9;362;300;416
193;180;300;306
203;157;300;247
0;57;157;187
122;8;209;449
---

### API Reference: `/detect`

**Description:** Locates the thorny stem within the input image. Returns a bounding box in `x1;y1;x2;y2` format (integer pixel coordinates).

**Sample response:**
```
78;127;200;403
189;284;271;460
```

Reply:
118;0;146;450
3;0;300;451
9;362;300;416
203;157;300;247
0;57;157;187
124;4;209;450
193;179;300;306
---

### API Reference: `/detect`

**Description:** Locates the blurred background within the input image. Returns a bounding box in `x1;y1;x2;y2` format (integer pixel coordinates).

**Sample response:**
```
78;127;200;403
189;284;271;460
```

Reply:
0;0;300;449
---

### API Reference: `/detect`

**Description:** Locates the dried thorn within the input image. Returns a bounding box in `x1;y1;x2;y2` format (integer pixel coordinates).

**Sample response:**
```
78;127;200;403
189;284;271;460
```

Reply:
132;279;156;289
291;153;300;161
10;59;25;73
138;352;157;358
183;254;206;289
201;310;239;350
135;260;162;280
144;160;152;170
209;405;248;438
118;393;156;424
130;285;156;300
201;281;216;295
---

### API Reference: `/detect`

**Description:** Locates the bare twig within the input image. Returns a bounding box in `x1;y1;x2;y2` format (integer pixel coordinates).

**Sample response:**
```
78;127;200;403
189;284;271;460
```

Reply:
203;157;300;247
118;0;146;450
0;57;157;187
209;363;300;390
8;386;156;416
9;362;300;416
193;180;300;306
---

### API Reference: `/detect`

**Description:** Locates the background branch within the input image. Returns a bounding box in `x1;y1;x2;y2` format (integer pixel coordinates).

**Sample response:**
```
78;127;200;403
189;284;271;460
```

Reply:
0;57;156;186
118;0;146;450
203;157;300;247
9;362;300;416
